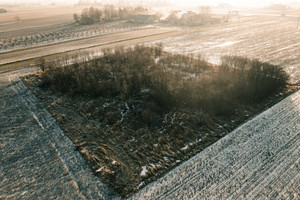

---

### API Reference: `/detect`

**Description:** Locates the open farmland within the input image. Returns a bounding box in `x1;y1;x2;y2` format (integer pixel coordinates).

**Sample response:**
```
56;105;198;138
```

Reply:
152;16;300;83
1;15;300;83
0;5;83;34
0;21;148;53
130;88;300;200
1;6;300;199
0;5;160;58
0;26;180;66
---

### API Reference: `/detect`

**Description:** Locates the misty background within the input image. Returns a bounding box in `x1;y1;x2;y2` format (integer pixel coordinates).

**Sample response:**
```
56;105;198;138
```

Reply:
1;0;300;8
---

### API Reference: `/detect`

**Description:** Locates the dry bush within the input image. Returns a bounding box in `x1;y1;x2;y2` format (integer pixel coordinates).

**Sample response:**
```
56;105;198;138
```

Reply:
35;57;46;71
40;46;289;118
35;46;290;197
220;56;289;103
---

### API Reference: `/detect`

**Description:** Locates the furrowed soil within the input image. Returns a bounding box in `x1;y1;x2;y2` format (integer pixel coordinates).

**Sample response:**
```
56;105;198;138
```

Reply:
21;67;298;197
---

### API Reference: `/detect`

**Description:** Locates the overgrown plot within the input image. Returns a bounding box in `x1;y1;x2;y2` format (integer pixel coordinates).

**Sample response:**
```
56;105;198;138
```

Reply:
22;45;293;197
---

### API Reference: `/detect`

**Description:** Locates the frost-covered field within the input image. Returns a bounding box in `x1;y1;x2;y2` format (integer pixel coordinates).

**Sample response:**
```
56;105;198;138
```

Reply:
132;16;300;199
0;21;147;52
131;88;300;200
1;15;299;199
151;16;300;83
0;26;176;66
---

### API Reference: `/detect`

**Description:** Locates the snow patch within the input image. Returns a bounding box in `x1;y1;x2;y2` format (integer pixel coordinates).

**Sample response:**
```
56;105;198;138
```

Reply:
181;144;189;150
138;181;145;189
103;103;110;108
96;167;104;173
141;88;150;93
207;56;221;65
214;41;242;48
140;166;148;177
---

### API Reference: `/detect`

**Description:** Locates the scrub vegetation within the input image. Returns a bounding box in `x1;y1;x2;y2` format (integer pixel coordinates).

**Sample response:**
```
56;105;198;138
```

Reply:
39;45;289;115
24;44;291;197
73;6;149;25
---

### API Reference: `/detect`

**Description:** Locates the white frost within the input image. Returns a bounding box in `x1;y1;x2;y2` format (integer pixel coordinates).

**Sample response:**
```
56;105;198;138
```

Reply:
138;181;145;189
214;41;242;48
181;144;189;150
140;166;148;177
96;167;104;173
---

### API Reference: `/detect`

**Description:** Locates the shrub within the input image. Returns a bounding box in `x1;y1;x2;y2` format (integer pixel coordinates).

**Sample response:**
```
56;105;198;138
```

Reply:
74;7;102;25
220;56;289;103
35;57;46;71
36;48;290;196
39;46;289;117
0;8;7;13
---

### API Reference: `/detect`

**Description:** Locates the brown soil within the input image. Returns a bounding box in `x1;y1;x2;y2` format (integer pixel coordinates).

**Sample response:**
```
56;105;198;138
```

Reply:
21;73;298;197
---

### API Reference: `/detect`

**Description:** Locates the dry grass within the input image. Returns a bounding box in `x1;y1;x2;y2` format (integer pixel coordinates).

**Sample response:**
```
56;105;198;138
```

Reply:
23;45;291;197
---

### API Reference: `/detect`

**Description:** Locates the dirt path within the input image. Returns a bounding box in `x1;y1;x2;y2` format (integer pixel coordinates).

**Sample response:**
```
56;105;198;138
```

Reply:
0;69;119;200
130;89;300;199
0;27;179;66
0;16;270;68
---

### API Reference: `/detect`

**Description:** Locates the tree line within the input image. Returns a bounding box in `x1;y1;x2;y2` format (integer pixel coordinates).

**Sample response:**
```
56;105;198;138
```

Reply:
73;5;148;25
37;45;289;116
0;8;7;13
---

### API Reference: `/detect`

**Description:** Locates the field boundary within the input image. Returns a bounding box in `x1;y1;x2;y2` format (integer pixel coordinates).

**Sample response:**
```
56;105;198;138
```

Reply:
0;15;274;68
0;29;179;67
0;25;154;56
12;75;121;200
129;89;300;199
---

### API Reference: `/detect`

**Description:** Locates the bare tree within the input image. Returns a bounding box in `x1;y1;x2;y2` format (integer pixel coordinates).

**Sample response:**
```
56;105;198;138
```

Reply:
118;7;129;20
15;16;21;24
36;57;46;71
199;6;211;17
73;13;79;23
74;7;102;25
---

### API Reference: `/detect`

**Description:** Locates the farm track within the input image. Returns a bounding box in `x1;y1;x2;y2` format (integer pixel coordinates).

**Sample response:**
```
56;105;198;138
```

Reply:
0;22;72;38
0;16;270;69
0;27;180;66
0;21;145;52
0;24;149;56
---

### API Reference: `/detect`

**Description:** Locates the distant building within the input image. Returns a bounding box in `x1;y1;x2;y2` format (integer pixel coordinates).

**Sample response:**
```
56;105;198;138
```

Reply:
129;14;159;23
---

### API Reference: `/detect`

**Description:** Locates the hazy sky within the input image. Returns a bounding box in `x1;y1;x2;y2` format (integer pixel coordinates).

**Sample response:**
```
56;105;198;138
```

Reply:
172;0;292;7
0;0;299;7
